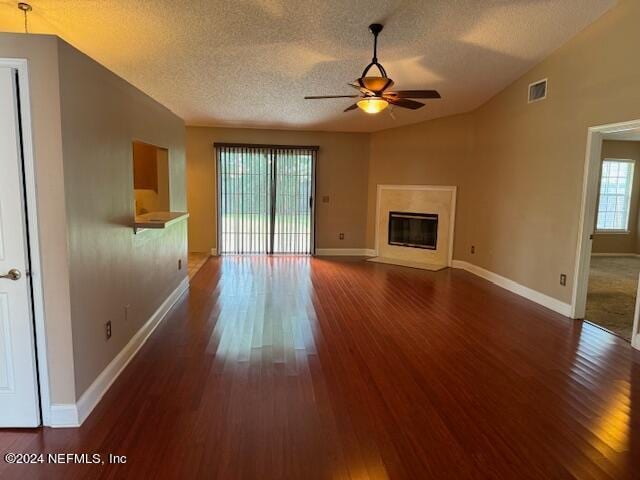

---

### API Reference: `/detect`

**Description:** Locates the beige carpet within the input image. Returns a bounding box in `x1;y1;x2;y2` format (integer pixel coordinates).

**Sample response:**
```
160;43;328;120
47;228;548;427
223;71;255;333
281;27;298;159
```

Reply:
586;255;639;341
366;256;448;271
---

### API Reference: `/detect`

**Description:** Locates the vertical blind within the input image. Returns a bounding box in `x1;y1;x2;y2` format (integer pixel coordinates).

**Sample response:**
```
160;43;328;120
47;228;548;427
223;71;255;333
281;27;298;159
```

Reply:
216;144;317;255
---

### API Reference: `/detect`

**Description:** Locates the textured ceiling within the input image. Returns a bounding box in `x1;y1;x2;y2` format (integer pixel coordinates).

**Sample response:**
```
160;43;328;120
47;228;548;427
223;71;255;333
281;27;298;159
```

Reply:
0;0;617;132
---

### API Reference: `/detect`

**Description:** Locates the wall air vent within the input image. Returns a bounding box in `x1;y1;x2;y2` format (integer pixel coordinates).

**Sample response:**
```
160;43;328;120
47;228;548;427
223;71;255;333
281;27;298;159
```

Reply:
528;78;547;103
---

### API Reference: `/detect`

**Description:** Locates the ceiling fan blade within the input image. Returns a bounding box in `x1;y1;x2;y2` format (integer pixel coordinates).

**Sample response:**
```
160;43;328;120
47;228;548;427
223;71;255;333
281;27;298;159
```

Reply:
304;95;359;99
387;98;425;110
344;104;358;112
384;90;441;99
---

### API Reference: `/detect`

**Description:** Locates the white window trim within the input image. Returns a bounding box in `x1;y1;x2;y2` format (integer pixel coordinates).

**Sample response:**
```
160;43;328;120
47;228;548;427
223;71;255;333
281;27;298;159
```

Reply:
595;158;635;234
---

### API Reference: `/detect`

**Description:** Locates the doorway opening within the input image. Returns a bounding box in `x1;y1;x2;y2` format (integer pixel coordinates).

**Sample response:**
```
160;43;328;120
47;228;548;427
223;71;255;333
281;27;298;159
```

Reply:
573;120;640;350
215;143;317;255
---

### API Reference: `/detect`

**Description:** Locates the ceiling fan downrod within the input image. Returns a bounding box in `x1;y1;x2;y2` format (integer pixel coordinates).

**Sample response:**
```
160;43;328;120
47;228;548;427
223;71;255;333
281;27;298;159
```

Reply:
361;23;389;80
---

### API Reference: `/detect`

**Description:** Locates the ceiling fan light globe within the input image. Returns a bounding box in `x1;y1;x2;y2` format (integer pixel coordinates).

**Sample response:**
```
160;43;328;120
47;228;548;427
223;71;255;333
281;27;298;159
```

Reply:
359;76;394;93
357;98;389;114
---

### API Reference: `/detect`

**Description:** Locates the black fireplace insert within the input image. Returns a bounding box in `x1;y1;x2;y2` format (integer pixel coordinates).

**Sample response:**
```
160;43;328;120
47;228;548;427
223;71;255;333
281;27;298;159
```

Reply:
388;212;438;250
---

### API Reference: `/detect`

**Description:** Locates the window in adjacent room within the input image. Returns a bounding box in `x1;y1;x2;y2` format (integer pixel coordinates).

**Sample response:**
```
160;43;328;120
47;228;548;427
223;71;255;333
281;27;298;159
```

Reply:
596;159;635;232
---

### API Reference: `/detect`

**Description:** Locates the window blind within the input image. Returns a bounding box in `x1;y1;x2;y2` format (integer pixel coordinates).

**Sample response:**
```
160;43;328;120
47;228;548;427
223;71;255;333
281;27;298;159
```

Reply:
215;144;317;255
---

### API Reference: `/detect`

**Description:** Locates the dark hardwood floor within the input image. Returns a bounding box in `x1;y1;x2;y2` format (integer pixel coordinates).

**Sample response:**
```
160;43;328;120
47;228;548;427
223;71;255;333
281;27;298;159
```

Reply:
1;256;639;479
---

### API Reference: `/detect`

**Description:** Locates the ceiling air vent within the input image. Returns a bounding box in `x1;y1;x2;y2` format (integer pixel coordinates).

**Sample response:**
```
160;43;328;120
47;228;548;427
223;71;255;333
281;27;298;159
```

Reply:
528;79;547;103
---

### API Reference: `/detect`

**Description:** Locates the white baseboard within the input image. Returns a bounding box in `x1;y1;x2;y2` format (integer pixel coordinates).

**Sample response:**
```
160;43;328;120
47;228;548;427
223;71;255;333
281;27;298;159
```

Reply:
48;276;189;428
49;404;79;428
452;260;572;317
315;248;376;256
211;247;376;257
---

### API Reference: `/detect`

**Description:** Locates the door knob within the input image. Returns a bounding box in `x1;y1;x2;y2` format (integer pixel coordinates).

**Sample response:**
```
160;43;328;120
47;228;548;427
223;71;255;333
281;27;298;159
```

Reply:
0;269;21;281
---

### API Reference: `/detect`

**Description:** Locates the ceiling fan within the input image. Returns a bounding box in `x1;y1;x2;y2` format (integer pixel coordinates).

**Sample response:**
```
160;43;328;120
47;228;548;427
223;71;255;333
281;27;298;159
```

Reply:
305;23;441;114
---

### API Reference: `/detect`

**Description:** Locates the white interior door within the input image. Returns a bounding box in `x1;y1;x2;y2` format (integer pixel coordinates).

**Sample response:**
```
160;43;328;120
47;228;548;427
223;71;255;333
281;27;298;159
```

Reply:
0;67;40;427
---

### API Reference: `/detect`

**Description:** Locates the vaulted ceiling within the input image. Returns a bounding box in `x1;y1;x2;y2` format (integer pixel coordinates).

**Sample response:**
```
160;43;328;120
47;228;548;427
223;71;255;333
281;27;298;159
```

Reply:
0;0;617;132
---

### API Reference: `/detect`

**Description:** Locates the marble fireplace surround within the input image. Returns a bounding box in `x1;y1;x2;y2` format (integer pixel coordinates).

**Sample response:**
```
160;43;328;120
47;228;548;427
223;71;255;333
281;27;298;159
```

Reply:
373;185;457;268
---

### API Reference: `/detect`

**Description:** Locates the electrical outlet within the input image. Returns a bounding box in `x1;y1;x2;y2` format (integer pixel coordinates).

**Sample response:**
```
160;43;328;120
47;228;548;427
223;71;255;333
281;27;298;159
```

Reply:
105;320;112;340
471;245;475;254
339;233;345;240
560;274;567;286
178;259;182;270
322;195;330;203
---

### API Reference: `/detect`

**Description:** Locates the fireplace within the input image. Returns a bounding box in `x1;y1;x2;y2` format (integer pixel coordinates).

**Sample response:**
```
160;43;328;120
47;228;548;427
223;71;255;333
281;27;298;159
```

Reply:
388;211;438;250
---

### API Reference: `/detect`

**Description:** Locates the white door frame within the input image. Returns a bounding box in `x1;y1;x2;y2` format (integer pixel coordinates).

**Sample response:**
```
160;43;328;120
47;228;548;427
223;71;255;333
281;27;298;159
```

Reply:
633;273;640;350
572;118;640;350
374;184;457;266
0;58;51;424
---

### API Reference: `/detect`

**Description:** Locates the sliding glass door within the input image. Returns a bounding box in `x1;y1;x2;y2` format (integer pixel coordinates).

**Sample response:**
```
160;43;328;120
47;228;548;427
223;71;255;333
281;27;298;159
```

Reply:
216;144;316;255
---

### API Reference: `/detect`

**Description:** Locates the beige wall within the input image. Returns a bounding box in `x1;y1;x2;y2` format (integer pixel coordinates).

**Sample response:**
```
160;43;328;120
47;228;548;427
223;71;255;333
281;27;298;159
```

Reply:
367;114;474;258
0;34;188;403
57;39;187;398
0;34;76;404
592;140;640;254
368;0;640;305
468;0;640;304
186;127;370;253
